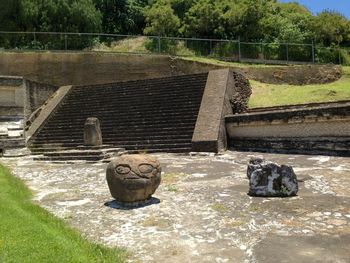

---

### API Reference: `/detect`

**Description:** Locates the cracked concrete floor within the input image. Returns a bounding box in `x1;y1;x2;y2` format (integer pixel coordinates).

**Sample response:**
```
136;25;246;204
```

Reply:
1;151;350;263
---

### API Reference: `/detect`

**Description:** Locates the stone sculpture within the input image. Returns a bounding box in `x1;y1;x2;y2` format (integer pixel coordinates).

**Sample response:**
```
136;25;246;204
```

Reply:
106;154;162;204
247;157;298;197
84;117;102;146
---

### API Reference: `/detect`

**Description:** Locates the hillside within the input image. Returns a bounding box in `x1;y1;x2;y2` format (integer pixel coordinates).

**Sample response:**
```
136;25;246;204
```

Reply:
249;66;350;108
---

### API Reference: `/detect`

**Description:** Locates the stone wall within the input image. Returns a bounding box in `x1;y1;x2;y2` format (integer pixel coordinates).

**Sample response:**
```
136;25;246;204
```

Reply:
0;51;342;86
0;52;178;86
0;76;25;116
192;69;251;153
225;101;350;156
0;76;58;118
24;79;58;119
172;59;342;85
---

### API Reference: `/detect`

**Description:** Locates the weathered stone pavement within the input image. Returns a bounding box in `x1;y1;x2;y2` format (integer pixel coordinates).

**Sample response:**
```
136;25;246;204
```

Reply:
1;151;350;263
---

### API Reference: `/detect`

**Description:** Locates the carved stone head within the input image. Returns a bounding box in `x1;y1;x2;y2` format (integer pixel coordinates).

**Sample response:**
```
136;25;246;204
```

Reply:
106;154;162;203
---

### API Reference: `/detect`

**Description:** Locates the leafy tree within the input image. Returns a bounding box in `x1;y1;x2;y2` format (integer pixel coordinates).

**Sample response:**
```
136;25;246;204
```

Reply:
263;2;313;43
182;0;226;39
0;0;102;32
170;0;195;21
143;0;180;36
223;0;279;41
0;0;23;31
94;0;147;34
0;0;102;49
312;11;350;46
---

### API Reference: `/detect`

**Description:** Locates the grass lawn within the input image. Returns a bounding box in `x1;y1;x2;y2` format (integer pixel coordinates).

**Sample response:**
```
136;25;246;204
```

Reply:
0;164;126;263
249;66;350;108
181;56;279;68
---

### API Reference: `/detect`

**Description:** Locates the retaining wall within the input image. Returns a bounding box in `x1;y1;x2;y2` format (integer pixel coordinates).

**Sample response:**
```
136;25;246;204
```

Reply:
0;51;342;86
0;76;58;118
225;101;350;156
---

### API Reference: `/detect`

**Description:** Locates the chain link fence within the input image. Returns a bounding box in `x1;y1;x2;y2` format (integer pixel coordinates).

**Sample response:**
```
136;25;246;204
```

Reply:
0;31;347;65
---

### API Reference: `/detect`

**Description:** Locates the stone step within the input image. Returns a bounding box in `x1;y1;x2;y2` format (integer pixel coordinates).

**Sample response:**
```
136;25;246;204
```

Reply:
30;73;207;153
67;87;204;97
33;133;194;141
41;116;198;125
51;112;199;121
54;104;201;115
31;133;193;141
72;75;206;88
39;123;196;133
33;155;105;162
42;147;124;157
31;138;192;146
70;75;207;92
33;147;191;156
47;115;198;125
37;126;195;135
30;142;192;153
70;82;204;91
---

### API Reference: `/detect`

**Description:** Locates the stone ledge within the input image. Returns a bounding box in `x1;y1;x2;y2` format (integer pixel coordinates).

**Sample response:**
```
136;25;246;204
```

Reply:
229;137;350;157
192;68;234;153
226;101;350;124
26;85;73;143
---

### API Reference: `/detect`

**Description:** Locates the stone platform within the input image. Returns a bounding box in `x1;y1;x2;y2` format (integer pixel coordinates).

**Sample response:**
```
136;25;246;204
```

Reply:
32;146;125;162
1;151;349;263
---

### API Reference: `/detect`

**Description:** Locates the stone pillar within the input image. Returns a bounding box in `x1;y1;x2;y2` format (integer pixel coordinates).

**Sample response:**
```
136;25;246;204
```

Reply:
84;117;102;146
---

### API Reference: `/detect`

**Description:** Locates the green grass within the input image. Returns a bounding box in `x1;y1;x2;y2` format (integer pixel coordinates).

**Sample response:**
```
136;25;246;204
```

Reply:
0;164;126;263
181;56;283;68
249;66;350;108
184;56;350;108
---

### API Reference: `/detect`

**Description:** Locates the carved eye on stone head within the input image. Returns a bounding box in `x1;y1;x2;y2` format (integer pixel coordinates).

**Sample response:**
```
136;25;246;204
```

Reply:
115;165;131;174
138;164;154;174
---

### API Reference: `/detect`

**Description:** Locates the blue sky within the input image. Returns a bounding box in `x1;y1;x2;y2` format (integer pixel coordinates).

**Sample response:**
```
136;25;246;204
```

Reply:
280;0;350;18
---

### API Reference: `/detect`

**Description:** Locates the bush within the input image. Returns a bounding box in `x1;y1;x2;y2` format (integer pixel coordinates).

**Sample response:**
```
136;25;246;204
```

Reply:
316;46;350;65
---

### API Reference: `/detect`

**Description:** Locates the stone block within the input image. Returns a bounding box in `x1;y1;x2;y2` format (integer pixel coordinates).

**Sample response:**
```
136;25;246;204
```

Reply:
247;157;298;197
84;117;102;146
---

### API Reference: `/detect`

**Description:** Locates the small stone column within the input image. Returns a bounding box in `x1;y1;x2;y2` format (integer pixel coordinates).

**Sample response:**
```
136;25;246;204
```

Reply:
84;117;102;146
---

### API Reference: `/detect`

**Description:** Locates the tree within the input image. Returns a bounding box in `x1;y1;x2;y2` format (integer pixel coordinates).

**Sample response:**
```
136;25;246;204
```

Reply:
0;0;102;49
182;0;226;39
263;2;313;43
313;11;350;46
223;0;279;41
170;0;195;21
0;0;102;33
94;0;147;34
143;0;180;36
0;0;23;31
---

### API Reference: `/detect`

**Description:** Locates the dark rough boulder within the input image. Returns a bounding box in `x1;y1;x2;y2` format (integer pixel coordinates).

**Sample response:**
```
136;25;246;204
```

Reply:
84;117;102;146
247;157;298;197
106;154;162;204
230;72;252;114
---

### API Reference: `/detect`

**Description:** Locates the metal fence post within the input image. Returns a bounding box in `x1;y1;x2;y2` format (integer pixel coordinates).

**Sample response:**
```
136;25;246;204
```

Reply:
238;37;241;62
312;40;315;63
158;36;161;53
261;41;264;61
64;34;68;50
209;39;212;56
286;43;289;63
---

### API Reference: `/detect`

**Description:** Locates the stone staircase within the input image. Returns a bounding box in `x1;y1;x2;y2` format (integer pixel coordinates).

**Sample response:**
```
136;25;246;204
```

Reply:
32;146;126;162
28;73;208;154
0;116;25;153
